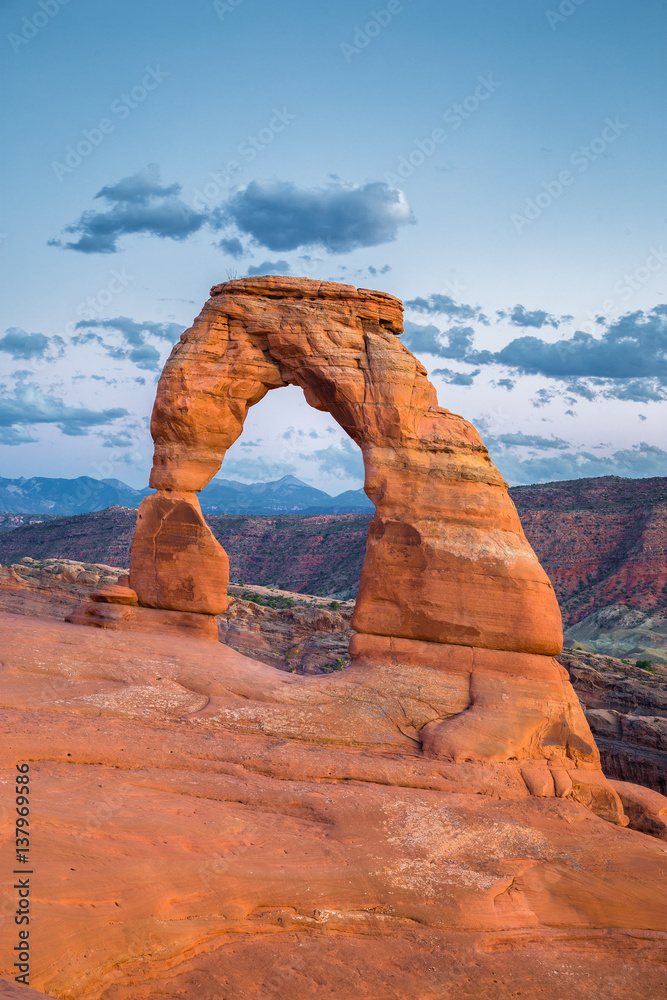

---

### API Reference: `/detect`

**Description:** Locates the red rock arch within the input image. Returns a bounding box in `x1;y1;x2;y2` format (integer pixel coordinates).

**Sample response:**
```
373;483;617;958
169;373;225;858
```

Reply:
130;276;562;656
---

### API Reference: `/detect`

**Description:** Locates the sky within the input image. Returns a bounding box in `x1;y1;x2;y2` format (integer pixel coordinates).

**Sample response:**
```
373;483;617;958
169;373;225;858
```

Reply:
1;0;666;492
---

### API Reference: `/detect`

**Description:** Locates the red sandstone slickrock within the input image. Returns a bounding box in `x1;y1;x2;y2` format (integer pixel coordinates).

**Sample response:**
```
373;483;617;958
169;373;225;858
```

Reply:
3;277;666;1000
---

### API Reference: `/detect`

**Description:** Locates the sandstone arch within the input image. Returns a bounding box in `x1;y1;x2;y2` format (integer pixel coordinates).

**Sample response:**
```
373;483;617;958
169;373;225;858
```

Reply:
130;276;562;655
70;276;624;814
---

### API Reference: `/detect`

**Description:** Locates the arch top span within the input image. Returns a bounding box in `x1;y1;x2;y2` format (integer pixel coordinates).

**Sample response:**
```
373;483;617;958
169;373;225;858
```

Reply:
210;275;405;320
149;276;414;494
132;275;563;658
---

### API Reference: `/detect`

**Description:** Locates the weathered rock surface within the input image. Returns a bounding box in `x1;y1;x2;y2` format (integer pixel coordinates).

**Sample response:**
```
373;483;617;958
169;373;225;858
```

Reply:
560;647;667;794
0;557;125;619
7;279;666;997
1;612;667;999
0;979;57;999
130;492;229;614
219;585;354;673
610;780;667;840
6;567;665;801
75;279;623;798
139;276;562;657
115;277;594;775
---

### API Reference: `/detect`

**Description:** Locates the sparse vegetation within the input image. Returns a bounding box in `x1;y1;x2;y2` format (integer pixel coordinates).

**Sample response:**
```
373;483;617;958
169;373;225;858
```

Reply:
242;591;295;609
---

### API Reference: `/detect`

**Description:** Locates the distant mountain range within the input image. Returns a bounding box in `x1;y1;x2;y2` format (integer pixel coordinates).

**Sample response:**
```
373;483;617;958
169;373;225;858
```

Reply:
0;474;374;517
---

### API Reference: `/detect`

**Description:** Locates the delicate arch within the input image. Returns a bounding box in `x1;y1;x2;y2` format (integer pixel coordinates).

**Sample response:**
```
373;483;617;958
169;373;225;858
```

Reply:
130;276;562;656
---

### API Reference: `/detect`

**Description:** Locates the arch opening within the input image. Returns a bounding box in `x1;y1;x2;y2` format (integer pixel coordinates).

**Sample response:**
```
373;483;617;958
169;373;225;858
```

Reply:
204;381;366;502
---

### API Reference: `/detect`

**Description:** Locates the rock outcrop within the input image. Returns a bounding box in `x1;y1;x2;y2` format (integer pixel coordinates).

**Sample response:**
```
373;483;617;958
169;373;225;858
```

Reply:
138;277;562;655
2;612;667;998
560;647;667;794
8;565;666;800
69;278;622;808
8;278;665;997
565;603;667;665
0;557;125;619
219;585;354;673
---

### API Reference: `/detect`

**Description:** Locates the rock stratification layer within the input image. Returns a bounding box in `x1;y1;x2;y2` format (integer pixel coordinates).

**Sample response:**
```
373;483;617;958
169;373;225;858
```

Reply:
140;277;562;653
122;276;620;795
2;613;667;999
36;277;667;997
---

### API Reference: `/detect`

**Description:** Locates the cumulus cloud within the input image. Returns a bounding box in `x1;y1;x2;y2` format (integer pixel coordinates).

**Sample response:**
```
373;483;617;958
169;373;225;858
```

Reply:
562;379;598;401
496;305;561;329
51;167;413;258
283;427;329;440
405;294;488;325
76;316;184;344
0;384;128;443
491;442;667;486
49;165;206;253
101;431;135;448
218;236;246;258
401;303;667;404
0;329;50;360
74;316;184;371
602;378;665;402
487;431;570;450
494;306;667;382
432;367;480;386
0;425;38;445
401;321;476;360
531;387;560;408
217;179;413;253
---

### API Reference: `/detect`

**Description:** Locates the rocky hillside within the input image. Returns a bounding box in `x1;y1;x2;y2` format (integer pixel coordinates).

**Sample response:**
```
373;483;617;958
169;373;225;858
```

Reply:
0;475;666;615
565;604;667;665
221;585;355;674
0;508;371;600
0;507;138;570
559;647;667;796
512;475;667;624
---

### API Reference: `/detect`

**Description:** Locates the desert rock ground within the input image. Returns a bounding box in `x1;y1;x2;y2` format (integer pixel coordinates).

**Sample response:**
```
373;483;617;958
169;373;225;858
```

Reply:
2;279;666;998
1;612;667;999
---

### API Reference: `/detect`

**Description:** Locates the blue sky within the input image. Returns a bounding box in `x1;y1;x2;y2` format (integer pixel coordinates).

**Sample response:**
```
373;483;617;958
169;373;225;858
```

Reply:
1;0;666;490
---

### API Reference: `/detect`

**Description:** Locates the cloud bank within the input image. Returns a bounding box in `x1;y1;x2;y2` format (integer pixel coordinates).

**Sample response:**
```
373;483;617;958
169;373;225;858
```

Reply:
0;383;128;444
217;179;413;253
50;168;414;257
401;303;667;401
74;316;184;371
49;165;207;253
489;442;667;485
